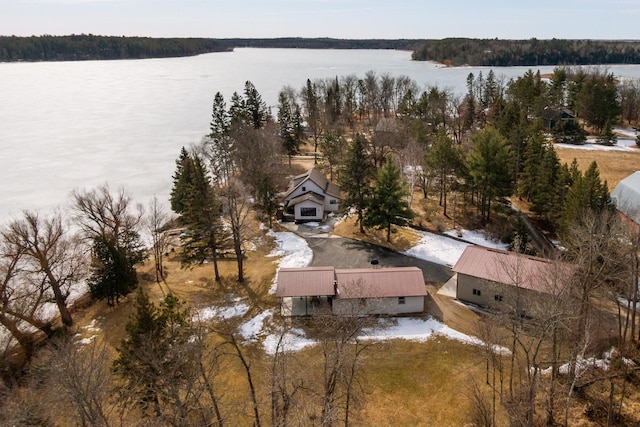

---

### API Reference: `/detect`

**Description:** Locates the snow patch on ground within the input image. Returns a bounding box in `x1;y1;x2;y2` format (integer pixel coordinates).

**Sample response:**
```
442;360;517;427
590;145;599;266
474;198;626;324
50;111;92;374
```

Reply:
403;230;471;266
540;347;635;376
261;315;510;355
405;229;509;267
240;311;273;342
194;303;249;322
444;229;509;250
556;135;638;152
263;327;316;355
266;230;313;293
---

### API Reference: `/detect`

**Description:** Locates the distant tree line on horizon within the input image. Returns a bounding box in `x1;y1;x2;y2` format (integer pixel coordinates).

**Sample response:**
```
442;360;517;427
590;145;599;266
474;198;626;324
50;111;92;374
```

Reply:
412;38;640;66
0;34;231;62
7;35;640;66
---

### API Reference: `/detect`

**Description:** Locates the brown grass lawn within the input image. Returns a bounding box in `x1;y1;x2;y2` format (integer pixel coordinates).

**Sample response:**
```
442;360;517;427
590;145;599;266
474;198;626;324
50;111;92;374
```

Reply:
555;145;640;191
63;150;640;426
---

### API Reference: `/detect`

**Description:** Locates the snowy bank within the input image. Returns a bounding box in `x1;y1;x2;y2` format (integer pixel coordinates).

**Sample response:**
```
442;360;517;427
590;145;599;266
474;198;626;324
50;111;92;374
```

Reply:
262;315;510;355
266;230;313;293
404;229;508;267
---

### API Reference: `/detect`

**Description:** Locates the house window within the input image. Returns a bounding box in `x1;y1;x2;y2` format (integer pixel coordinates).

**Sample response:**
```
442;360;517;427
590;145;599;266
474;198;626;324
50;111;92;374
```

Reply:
359;298;367;307
398;296;406;305
472;289;482;296
300;207;317;217
494;295;503;302
301;186;306;191
329;199;338;204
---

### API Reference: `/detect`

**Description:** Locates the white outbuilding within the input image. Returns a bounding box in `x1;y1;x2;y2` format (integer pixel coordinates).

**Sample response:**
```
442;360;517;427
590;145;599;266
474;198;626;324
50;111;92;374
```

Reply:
612;171;640;226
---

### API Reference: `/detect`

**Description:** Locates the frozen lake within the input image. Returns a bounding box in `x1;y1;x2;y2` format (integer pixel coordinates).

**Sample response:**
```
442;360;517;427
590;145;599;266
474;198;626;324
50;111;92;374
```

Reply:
2;48;640;223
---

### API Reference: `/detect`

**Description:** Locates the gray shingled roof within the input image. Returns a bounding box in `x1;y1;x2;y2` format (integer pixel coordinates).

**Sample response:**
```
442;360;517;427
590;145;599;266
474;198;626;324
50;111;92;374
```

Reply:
283;168;340;200
612;171;640;224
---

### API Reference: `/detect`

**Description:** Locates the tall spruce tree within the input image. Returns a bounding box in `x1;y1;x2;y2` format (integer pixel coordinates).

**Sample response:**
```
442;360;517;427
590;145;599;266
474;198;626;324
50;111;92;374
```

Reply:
559;161;610;234
169;147;193;214
277;90;303;165
113;290;193;419
340;133;374;233
364;156;414;242
467;127;513;223
243;81;269;129
180;155;227;282
425;130;464;217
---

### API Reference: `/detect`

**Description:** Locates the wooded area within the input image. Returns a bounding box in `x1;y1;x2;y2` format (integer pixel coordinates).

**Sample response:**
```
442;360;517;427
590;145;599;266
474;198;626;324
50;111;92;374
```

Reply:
5;35;640;66
0;34;230;61
412;38;640;66
1;67;640;425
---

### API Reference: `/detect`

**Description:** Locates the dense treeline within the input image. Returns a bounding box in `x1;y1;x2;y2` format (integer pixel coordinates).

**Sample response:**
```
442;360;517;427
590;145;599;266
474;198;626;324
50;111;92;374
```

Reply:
10;35;640;66
0;34;230;61
412;38;640;66
0;35;423;62
218;37;423;50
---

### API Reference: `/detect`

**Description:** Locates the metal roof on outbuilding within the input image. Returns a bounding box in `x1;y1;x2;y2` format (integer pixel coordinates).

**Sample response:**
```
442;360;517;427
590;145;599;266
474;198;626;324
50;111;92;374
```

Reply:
275;267;336;297
452;246;567;295
612;171;640;224
335;267;427;299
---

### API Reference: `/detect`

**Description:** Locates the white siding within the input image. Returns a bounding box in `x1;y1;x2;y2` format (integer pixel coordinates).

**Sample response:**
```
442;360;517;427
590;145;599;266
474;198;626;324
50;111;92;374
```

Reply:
285;180;325;204
294;199;324;221
332;296;424;316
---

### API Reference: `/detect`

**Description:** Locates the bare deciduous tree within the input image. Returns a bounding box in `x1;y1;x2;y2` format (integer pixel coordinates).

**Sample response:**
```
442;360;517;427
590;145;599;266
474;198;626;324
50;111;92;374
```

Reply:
3;211;85;327
146;196;171;283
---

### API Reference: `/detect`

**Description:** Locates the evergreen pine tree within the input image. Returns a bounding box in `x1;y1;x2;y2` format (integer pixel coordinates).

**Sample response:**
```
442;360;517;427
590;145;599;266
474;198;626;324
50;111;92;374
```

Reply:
364;156;414;242
113;290;192;419
467;127;513;222
340;133;374;233
559;161;610;234
596;119;617;146
180;155;227;282
243;81;268;129
169;147;193;214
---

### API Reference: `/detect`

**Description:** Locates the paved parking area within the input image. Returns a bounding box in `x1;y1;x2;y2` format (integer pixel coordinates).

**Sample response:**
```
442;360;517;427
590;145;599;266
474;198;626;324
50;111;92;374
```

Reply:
305;235;453;284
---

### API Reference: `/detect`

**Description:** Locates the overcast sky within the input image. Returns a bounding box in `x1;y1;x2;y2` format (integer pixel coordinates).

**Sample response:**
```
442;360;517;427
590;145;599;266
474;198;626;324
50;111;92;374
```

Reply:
2;0;638;40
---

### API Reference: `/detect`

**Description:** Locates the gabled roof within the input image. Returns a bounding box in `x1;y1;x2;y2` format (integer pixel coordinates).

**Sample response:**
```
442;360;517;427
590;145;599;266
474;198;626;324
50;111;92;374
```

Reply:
275;266;427;299
287;192;325;207
452;246;566;295
612;171;640;224
276;267;336;297
335;267;427;299
283;168;340;200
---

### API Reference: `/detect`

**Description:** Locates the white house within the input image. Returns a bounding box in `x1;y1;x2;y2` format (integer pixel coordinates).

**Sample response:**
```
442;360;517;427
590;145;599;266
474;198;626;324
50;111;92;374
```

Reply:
276;266;427;316
282;168;340;222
